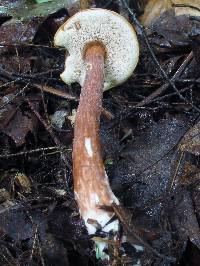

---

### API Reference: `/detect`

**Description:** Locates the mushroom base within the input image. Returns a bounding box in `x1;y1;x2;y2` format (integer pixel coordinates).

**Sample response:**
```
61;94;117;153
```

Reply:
84;208;119;261
83;203;119;235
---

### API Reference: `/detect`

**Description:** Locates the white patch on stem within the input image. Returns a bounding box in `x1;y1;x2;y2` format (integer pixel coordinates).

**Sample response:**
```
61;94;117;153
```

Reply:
133;260;142;266
90;193;100;205
85;138;93;157
133;244;144;252
74;191;79;200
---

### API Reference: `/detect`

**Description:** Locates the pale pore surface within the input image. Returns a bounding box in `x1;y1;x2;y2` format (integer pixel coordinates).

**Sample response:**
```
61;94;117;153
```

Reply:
54;8;139;90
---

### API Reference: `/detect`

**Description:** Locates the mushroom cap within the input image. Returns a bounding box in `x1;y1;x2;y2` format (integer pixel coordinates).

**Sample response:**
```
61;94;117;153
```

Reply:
54;8;139;90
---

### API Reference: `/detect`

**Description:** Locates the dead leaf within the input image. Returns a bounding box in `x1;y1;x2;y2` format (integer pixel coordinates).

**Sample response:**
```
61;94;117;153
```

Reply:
190;26;200;72
0;0;66;19
15;172;31;193
140;0;200;26
0;189;10;203
0;18;43;45
0;95;40;147
169;190;200;250
147;9;200;50
140;0;171;26
180;120;200;155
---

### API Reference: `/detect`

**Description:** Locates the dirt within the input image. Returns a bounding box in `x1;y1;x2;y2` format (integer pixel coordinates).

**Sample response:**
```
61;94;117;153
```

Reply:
0;0;200;265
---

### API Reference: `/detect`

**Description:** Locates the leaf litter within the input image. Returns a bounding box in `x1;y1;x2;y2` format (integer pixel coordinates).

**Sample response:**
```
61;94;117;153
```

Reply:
0;0;200;265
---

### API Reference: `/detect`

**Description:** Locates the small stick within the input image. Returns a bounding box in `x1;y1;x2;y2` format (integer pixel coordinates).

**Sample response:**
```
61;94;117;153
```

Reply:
112;204;176;262
0;146;60;159
136;52;194;107
122;0;200;112
26;99;71;168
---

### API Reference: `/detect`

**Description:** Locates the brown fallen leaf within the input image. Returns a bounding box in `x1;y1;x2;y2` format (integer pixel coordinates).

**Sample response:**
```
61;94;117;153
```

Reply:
0;189;10;204
0;18;43;45
143;7;200;52
169;190;200;250
0;95;40;147
112;204;175;262
140;0;171;26
190;28;200;72
140;0;200;26
15;172;31;193
180;120;200;156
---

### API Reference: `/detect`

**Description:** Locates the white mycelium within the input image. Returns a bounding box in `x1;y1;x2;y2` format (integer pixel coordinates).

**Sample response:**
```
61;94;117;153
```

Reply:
83;199;119;261
84;207;119;235
54;8;139;90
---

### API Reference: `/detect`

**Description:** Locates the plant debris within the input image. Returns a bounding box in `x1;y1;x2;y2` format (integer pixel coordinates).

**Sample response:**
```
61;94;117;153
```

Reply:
0;0;200;265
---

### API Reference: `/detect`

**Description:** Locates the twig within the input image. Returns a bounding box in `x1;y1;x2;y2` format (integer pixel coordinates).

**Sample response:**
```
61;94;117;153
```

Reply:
172;3;200;13
37;233;45;266
121;0;200;112
33;84;77;101
0;68;60;82
112;204;176;262
0;43;60;49
117;0;129;19
0;68;112;118
11;69;61;79
30;226;38;262
0;78;22;89
103;0;113;8
0;146;61;159
167;151;184;192
136;52;194;107
26;98;71;169
0;83;29;110
177;78;200;84
153;86;191;102
0;68;77;105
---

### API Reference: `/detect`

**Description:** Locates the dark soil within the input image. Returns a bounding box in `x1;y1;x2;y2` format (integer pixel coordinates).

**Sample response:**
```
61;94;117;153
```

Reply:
0;0;200;265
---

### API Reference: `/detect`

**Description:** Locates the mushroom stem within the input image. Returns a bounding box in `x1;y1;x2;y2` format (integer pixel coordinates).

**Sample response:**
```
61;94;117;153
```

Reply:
73;44;119;256
54;9;139;261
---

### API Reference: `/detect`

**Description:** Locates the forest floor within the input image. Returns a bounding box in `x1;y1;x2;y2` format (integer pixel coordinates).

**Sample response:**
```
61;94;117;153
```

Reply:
0;1;200;265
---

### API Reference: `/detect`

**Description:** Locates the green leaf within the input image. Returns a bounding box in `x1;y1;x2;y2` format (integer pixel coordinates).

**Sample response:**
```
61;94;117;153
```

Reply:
34;0;52;3
0;0;66;19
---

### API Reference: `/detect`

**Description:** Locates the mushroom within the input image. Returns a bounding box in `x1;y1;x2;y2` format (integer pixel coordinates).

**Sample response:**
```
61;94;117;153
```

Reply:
54;8;139;260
